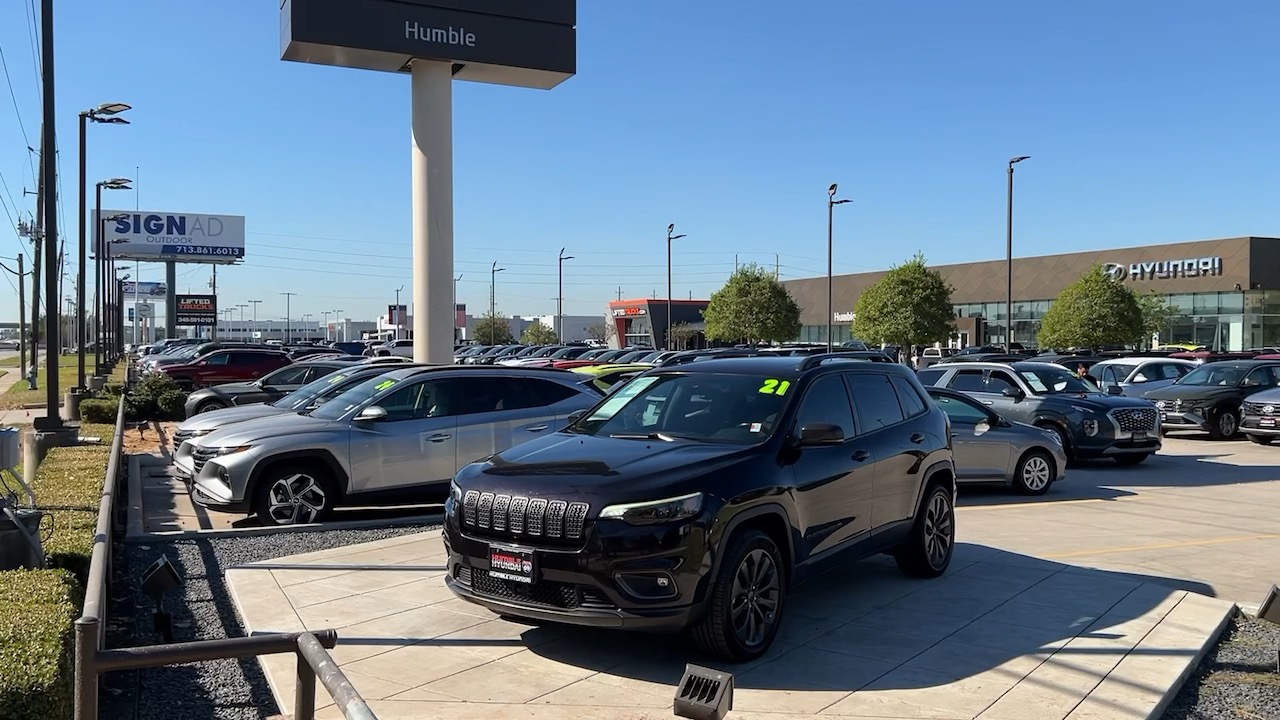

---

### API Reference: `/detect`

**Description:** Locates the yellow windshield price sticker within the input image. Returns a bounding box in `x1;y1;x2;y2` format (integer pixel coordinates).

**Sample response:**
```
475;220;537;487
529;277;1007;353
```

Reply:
374;379;396;391
328;374;348;384
759;379;792;396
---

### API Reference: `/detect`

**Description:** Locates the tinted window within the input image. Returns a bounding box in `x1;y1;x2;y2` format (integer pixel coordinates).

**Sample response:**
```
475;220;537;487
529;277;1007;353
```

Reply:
522;378;580;405
266;365;311;385
376;379;450;421
452;377;540;415
889;376;927;418
986;371;1020;394
916;368;946;386
793;375;855;439
1242;366;1280;388
203;352;231;366
1179;364;1245;386
947;369;987;393
930;393;991;423
846;373;906;432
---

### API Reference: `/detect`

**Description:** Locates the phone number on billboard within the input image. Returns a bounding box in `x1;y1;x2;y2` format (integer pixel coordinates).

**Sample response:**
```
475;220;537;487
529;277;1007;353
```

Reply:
159;245;244;257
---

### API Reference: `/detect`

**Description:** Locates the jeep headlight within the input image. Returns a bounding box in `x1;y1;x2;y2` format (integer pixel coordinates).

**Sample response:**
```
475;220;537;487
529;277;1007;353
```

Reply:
449;480;462;504
600;492;703;525
1082;419;1100;437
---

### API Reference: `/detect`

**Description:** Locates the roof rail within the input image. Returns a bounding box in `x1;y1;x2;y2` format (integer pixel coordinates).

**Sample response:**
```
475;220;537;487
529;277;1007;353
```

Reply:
658;348;762;367
797;351;895;371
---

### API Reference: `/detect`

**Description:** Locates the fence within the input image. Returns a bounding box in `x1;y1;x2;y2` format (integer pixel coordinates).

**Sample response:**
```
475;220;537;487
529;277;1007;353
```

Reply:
71;386;375;719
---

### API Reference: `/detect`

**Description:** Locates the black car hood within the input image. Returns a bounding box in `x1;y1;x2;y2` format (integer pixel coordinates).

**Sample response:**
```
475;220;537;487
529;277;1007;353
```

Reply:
1045;393;1154;411
1142;384;1242;402
456;432;754;503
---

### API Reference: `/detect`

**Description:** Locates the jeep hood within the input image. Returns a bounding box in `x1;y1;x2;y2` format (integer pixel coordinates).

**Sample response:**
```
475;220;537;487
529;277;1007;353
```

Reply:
455;432;755;502
195;412;340;447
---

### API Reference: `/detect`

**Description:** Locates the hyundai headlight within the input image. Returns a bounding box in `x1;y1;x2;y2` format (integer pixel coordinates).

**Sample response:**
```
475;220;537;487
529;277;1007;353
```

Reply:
600;492;703;525
210;445;253;457
188;428;215;438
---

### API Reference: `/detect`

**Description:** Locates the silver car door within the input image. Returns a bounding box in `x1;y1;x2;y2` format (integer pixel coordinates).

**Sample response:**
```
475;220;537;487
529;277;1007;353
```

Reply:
451;376;552;471
348;378;458;492
933;393;1009;479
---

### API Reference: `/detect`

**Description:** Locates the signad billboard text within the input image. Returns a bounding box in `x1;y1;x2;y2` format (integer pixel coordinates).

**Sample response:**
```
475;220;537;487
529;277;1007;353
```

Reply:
95;210;245;265
121;281;168;297
175;295;218;327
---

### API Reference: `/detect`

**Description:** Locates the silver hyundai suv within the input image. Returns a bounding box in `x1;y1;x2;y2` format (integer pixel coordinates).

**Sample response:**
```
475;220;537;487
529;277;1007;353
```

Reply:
183;366;602;525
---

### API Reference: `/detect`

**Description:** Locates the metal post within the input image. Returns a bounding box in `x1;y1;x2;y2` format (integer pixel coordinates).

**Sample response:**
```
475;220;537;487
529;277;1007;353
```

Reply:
1006;156;1029;350
77;112;87;389
94;185;102;374
295;654;318;720
37;0;62;428
73;616;99;720
164;260;177;339
210;266;218;340
826;194;834;353
452;276;461;344
296;633;377;720
17;254;27;381
666;233;672;351
132;262;140;348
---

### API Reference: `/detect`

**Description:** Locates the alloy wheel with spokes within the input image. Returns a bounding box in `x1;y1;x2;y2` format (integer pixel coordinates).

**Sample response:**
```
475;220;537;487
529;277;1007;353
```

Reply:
923;493;954;570
896;483;955;578
729;549;781;649
1218;411;1237;438
1014;451;1054;495
255;471;334;526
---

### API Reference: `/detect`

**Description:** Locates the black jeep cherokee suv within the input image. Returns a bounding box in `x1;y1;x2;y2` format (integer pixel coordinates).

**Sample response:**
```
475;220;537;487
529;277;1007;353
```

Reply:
442;354;957;662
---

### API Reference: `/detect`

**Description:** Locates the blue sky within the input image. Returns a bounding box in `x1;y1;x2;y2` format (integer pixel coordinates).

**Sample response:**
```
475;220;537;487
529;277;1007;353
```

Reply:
1;0;1277;326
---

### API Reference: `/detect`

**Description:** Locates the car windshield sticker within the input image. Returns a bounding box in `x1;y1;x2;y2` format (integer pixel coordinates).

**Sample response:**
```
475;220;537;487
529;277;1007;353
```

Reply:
374;379;396;392
587;375;659;421
1019;372;1048;393
749;422;763;433
327;374;348;384
759;379;792;396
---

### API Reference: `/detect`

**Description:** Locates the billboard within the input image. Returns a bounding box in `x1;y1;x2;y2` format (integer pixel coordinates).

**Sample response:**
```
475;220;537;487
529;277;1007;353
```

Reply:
94;210;245;265
455;303;465;328
175;295;218;327
121;281;167;297
280;0;576;90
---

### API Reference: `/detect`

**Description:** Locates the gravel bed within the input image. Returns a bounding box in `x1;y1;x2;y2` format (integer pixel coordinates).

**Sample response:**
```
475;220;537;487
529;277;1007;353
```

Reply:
101;523;440;720
1162;609;1280;720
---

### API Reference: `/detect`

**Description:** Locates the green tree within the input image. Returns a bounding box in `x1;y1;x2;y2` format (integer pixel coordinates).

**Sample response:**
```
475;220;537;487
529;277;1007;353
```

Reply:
853;253;955;348
473;313;514;345
702;264;802;345
1037;265;1143;350
1135;290;1177;348
668;322;699;350
521;321;558;345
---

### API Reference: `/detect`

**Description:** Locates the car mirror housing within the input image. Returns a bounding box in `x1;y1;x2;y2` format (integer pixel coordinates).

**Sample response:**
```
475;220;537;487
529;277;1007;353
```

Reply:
1001;387;1025;400
974;420;991;436
354;405;388;422
566;409;587;424
798;422;844;446
1105;385;1123;395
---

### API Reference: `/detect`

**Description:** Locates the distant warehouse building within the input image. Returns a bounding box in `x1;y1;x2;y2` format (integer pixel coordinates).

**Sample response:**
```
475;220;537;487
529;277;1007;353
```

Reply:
781;236;1280;351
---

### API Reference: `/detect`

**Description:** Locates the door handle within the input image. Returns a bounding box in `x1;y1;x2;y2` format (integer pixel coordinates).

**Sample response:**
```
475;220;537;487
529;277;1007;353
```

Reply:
525;425;549;432
425;433;451;443
980;400;994;406
909;432;925;444
851;449;871;462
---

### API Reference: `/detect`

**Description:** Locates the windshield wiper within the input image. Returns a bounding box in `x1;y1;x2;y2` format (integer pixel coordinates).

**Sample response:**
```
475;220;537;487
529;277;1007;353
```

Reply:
609;432;678;442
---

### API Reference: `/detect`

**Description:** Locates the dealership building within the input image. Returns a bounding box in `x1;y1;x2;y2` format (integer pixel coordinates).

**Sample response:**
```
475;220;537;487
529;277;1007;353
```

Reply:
781;236;1280;351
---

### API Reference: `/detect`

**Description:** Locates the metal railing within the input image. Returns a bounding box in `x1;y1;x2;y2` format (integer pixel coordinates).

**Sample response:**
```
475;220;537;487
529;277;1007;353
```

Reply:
72;385;376;719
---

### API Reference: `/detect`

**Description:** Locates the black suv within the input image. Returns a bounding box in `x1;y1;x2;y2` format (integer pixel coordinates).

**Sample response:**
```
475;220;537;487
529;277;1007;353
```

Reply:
918;361;1160;464
442;354;957;662
1143;360;1280;439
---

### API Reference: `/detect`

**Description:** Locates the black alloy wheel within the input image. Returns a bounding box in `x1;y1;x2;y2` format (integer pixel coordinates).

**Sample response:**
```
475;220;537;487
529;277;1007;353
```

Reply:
895;483;955;578
692;530;786;662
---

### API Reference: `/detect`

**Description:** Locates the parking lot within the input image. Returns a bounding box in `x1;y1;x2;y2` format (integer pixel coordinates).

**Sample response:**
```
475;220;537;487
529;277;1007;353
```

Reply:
204;433;1273;720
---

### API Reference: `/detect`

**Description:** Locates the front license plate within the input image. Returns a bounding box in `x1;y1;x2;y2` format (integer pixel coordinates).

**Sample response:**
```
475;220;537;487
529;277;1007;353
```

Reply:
1261;418;1275;427
1132;431;1147;442
488;546;536;584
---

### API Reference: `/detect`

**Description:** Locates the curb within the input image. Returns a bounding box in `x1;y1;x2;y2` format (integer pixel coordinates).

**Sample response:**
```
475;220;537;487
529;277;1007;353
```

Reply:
1145;600;1237;720
124;512;442;542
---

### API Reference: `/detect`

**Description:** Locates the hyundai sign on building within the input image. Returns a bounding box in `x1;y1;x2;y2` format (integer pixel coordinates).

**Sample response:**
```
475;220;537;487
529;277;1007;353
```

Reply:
93;210;246;264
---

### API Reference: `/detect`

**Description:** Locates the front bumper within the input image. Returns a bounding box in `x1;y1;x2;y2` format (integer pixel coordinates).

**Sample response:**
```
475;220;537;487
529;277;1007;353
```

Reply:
442;498;710;633
185;450;257;514
1157;410;1209;432
1240;414;1280;435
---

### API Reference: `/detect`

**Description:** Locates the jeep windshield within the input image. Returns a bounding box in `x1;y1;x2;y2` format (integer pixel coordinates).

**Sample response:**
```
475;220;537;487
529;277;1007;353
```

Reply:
1017;366;1098;395
569;372;791;444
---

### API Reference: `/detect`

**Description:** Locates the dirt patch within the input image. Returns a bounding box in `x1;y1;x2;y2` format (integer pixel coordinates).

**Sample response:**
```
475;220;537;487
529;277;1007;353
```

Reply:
121;421;179;456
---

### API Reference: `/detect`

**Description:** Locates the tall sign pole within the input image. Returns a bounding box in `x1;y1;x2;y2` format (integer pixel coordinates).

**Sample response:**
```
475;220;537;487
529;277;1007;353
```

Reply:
280;0;576;364
36;0;64;429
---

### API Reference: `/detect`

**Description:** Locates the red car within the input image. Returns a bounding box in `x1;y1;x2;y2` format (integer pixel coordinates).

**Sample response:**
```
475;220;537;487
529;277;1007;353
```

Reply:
158;348;293;389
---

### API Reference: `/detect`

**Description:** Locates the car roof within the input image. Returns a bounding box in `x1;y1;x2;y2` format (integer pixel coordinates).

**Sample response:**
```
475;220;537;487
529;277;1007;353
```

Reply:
652;354;907;377
931;361;1064;372
1197;359;1280;368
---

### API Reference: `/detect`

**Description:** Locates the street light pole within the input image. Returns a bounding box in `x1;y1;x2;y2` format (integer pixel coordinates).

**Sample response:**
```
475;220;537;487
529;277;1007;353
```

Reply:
94;184;129;374
557;248;574;343
333;309;344;342
247;299;262;341
393;285;404;340
666;224;686;350
826;184;852;352
490;262;505;345
280;292;296;343
1006;156;1030;350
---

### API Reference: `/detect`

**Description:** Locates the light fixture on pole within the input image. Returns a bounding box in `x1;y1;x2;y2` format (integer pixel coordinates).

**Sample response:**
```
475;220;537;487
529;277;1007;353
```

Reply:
77;102;130;390
1006;156;1030;351
393;285;405;340
557;248;574;343
490;262;505;345
826;183;852;353
666;224;686;350
280;292;296;344
92;181;130;375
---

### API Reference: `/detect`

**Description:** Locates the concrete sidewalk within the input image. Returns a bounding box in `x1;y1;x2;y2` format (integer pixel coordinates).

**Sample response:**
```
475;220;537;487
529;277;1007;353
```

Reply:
227;531;1234;720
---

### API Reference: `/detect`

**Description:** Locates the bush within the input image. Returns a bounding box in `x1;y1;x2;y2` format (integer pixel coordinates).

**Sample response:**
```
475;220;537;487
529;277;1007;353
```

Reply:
117;373;184;421
0;569;80;720
32;443;113;582
155;389;186;419
78;397;119;423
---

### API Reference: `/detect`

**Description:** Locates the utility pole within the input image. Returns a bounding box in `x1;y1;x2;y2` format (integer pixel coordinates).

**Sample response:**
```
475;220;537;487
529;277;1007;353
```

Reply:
393;285;404;340
280;292;296;343
557;248;574;343
209;266;218;339
37;0;64;429
16;254;27;382
616;287;622;301
775;254;779;281
248;299;262;339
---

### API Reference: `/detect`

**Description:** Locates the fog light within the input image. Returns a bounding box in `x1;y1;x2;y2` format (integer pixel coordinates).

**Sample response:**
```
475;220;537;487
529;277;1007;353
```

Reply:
674;664;733;720
1083;419;1099;437
615;571;679;600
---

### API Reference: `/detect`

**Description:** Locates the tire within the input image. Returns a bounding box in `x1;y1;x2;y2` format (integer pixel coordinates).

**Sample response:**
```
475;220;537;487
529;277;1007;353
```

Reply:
895;483;956;579
1207;407;1239;440
195;399;228;414
252;463;339;526
1113;453;1150;465
691;530;785;663
1012;450;1055;495
1037;423;1073;462
1247;434;1274;445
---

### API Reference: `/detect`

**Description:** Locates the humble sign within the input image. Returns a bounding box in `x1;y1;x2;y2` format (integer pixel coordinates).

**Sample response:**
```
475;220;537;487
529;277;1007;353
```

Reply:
281;0;576;89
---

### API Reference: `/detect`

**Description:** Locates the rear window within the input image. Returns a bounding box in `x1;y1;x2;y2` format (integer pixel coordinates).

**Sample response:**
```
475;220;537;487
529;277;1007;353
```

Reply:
916;369;945;386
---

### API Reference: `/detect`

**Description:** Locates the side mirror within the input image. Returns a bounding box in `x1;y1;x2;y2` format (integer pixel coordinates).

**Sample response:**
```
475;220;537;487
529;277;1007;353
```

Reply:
354;405;388;422
1105;385;1124;395
974;420;991;436
798;422;844;446
1001;387;1025;400
1131;374;1148;384
566;409;587;424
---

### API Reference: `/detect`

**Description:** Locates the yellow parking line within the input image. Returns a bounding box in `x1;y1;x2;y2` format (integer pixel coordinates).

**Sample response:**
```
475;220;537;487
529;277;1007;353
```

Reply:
1043;533;1280;559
